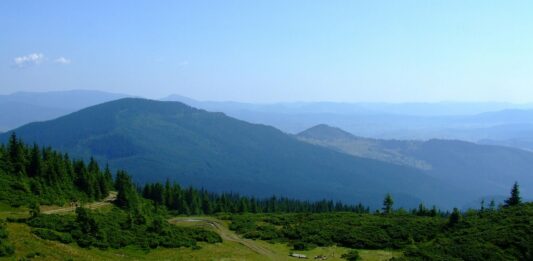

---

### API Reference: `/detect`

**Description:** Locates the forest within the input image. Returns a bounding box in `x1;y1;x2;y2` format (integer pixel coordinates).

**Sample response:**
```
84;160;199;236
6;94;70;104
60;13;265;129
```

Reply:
0;133;531;260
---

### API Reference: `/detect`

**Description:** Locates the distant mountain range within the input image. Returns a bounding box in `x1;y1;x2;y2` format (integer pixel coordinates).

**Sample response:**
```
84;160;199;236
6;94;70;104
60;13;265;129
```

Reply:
164;95;533;151
0;90;129;131
297;124;533;204
1;98;471;209
3;90;533;151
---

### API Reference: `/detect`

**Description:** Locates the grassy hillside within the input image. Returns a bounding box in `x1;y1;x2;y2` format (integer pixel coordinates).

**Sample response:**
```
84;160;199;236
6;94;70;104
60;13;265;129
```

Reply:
298;124;533;202
0;98;464;209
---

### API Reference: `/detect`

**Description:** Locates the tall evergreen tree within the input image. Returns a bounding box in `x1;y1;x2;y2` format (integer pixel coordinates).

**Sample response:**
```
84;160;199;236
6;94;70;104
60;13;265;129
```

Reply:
115;170;139;209
504;182;521;207
27;144;42;177
7;133;26;175
382;193;394;214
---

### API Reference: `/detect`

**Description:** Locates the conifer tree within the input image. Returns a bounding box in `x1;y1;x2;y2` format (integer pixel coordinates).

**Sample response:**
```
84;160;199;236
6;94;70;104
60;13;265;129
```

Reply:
504;182;521;207
448;208;461;226
382;193;394;214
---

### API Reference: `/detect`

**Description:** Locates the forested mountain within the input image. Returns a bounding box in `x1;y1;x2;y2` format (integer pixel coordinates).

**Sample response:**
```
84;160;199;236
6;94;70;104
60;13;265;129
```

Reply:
0;98;466;209
297;124;533;202
0;90;128;131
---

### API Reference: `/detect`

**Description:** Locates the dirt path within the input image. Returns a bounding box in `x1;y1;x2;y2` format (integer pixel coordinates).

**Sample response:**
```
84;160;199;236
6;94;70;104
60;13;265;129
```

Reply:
170;217;279;259
41;192;117;214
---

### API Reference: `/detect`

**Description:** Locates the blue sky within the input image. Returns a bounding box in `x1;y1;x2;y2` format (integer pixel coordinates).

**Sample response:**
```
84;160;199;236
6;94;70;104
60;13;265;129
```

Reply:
1;0;533;102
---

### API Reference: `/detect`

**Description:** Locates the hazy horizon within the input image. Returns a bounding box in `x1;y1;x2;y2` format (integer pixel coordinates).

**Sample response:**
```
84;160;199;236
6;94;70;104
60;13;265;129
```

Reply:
2;1;533;103
4;88;533;106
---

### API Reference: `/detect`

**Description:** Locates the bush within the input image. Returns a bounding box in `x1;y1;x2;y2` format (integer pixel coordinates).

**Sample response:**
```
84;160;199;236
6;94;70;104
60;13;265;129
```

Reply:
32;228;73;244
26;206;222;250
341;249;360;261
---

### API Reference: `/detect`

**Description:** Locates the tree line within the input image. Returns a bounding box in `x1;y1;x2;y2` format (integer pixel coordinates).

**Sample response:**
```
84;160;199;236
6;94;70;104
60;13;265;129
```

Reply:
141;181;370;215
0;133;113;206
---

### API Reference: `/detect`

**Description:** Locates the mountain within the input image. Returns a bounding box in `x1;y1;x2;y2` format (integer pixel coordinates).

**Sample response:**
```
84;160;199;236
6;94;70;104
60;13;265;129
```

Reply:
297;124;533;202
0;90;129;131
298;124;431;170
0;98;467;209
162;95;533;151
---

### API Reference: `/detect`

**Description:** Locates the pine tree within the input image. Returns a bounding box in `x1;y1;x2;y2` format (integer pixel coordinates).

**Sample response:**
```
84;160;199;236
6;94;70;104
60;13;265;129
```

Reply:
27;144;42;177
448;208;461;226
103;164;114;191
382;193;394;214
7;133;26;175
489;199;496;210
504;182;521;207
115;170;139;209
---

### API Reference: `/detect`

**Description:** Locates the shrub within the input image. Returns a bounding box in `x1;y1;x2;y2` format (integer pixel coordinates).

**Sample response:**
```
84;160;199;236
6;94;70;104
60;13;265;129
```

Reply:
341;249;360;261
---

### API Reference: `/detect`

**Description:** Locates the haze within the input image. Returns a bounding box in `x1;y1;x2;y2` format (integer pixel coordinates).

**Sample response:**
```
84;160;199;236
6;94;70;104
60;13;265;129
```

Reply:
1;1;533;103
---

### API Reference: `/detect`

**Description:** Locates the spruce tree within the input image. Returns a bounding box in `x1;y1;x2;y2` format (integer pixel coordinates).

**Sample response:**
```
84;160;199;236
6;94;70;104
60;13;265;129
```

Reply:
382;193;394;214
448;208;461;226
504;182;521;207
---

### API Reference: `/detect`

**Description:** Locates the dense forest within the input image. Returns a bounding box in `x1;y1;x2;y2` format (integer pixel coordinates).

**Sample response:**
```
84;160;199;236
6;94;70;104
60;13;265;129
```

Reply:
0;134;531;260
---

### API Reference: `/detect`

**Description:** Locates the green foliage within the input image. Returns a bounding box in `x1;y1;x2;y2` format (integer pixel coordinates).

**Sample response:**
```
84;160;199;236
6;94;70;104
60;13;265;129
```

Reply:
447;208;461;227
31;228;73;244
228;203;533;260
0;137;221;253
406;204;533;260
28;207;222;250
142;180;371;215
0;220;14;257
383;193;394;214
341;249;361;261
228;212;442;249
115;170;139;210
504;182;522;207
0;134;113;206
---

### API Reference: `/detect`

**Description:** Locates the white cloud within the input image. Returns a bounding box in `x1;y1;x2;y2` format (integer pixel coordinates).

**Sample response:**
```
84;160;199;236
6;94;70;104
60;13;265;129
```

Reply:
54;57;71;64
13;53;45;67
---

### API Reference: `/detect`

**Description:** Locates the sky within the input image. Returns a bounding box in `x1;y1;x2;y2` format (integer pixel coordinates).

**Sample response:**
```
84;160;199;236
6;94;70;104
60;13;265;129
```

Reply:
1;0;533;103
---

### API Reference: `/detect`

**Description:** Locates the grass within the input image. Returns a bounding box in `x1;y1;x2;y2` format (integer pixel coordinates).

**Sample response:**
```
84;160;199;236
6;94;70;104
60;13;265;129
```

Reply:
1;209;402;261
0;203;28;219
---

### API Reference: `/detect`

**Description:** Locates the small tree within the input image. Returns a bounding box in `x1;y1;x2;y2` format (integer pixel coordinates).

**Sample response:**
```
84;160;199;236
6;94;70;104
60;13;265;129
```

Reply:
489;199;496;210
382;193;394;214
504;182;521;207
448;208;461;226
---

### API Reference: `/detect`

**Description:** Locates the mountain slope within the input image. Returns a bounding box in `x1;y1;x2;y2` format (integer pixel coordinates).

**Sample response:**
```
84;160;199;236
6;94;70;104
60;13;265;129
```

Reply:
297;124;533;201
0;98;465;209
0;90;128;131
